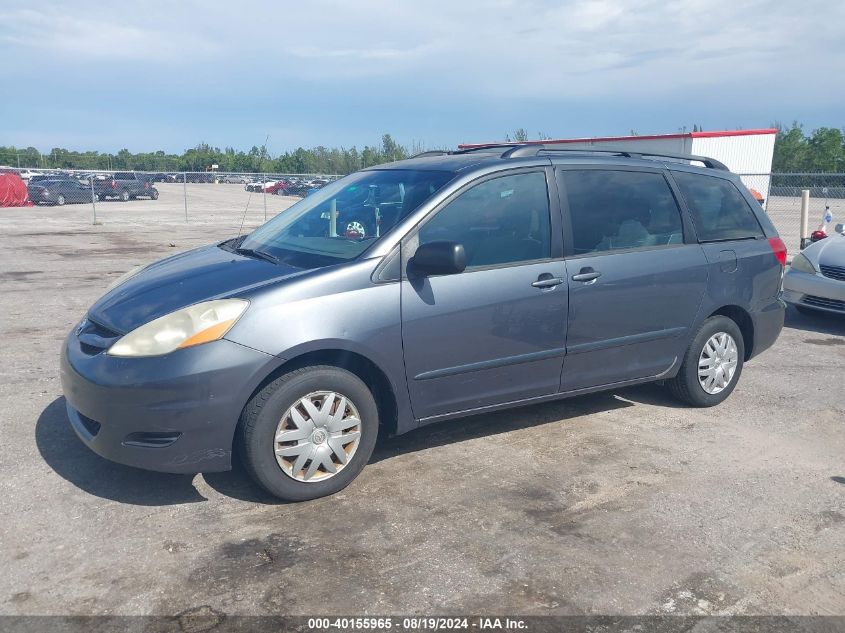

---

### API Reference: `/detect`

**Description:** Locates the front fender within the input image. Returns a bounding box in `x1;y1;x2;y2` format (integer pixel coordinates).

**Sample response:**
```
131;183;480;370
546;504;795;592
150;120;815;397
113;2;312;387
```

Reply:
224;261;414;433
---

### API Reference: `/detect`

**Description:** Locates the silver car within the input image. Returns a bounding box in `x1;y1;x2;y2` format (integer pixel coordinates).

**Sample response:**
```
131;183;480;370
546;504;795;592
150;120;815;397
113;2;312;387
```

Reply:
783;224;845;315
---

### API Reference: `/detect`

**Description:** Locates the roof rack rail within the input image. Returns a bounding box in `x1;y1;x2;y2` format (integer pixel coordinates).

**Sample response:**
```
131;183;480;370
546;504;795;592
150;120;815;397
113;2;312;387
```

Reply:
504;145;635;159
504;143;729;170
410;150;450;158
454;143;527;154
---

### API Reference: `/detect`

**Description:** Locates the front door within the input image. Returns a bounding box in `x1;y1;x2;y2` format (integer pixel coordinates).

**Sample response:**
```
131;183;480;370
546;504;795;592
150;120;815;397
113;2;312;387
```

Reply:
401;169;568;421
557;167;709;391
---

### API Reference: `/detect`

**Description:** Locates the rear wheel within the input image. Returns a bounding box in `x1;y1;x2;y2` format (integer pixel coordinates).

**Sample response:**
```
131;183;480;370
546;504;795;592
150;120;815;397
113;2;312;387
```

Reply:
238;365;379;501
55;194;65;206
667;316;744;407
150;189;159;200
120;190;130;202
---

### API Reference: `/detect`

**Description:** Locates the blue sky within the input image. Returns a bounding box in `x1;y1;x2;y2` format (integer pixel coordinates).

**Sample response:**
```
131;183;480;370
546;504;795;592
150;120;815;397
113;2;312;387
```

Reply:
2;0;843;155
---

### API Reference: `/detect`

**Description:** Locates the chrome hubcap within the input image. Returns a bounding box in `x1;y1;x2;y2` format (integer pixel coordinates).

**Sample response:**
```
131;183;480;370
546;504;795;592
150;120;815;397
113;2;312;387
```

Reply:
698;332;739;395
274;391;361;483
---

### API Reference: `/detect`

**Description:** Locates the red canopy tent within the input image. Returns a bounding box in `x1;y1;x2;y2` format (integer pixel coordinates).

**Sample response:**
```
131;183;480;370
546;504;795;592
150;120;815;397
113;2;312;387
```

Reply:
0;172;33;207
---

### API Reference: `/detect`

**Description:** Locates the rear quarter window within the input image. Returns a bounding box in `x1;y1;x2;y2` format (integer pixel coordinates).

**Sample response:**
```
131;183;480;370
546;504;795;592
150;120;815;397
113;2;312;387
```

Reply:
672;171;763;242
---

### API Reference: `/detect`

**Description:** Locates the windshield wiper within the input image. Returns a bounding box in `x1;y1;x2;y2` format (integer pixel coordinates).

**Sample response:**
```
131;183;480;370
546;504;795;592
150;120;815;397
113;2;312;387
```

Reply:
235;247;280;265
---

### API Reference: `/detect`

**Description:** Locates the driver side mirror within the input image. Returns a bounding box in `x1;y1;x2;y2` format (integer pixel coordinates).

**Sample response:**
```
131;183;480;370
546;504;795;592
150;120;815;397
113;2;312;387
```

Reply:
410;241;466;276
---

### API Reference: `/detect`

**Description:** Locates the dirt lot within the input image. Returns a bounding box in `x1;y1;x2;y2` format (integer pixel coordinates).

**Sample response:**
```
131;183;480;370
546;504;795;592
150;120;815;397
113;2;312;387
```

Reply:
1;183;844;616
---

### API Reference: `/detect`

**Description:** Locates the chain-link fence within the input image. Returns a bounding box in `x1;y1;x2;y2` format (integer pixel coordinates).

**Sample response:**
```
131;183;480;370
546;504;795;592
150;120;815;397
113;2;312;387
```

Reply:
2;168;342;228
738;173;845;255
5;166;845;258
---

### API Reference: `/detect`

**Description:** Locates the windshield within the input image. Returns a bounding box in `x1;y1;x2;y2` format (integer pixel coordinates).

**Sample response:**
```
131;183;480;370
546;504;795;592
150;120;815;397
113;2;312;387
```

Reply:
239;169;454;267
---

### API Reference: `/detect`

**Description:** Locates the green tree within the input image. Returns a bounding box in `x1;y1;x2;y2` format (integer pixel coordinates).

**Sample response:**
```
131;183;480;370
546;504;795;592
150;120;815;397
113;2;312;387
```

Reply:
772;122;809;172
807;127;845;172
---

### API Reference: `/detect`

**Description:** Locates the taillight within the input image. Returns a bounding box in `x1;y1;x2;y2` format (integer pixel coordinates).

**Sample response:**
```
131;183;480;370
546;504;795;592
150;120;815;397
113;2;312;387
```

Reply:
111;180;117;189
768;237;787;267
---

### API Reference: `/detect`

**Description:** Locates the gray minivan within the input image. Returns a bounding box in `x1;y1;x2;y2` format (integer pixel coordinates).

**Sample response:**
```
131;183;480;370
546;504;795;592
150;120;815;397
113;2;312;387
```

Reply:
61;145;787;501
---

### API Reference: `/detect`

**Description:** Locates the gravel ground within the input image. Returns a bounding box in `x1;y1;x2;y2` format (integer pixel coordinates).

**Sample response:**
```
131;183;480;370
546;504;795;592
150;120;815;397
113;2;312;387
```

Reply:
1;184;843;616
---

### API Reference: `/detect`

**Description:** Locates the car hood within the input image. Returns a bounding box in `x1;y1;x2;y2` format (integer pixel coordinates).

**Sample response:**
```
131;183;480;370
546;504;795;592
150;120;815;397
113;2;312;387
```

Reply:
806;234;845;267
88;244;309;333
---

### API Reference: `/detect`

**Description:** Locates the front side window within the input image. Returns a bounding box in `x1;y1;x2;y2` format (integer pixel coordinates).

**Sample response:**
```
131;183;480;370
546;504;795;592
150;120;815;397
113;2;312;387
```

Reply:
417;171;551;268
240;169;454;267
672;171;763;242
562;170;684;254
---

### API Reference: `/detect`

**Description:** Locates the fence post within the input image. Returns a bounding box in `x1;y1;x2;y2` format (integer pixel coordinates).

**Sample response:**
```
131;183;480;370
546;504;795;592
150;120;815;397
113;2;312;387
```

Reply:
262;173;267;222
183;172;188;223
89;177;98;225
800;189;810;250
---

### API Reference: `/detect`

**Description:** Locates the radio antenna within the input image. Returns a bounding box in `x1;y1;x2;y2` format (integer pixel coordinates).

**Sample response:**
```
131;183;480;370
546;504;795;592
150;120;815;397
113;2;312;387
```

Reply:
237;133;271;238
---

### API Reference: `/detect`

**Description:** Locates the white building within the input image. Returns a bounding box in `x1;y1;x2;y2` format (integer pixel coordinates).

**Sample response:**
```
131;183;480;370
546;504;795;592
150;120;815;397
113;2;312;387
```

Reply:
461;128;778;207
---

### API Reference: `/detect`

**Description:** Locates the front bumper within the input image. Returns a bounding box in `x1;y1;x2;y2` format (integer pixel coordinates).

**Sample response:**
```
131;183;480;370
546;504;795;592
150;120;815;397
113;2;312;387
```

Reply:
60;331;275;473
783;269;845;314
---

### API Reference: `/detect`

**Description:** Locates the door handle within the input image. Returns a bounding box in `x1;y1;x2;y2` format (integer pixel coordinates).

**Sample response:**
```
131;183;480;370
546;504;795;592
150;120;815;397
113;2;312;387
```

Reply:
531;275;564;289
572;267;601;283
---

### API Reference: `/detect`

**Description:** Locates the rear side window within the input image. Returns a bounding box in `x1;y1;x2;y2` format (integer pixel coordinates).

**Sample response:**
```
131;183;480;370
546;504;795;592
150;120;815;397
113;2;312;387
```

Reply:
419;171;551;268
561;170;684;254
672;172;763;242
114;172;135;180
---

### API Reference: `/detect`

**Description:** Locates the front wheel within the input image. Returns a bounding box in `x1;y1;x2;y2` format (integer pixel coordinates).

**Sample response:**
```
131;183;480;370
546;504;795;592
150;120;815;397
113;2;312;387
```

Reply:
667;316;745;407
56;194;66;206
238;365;379;501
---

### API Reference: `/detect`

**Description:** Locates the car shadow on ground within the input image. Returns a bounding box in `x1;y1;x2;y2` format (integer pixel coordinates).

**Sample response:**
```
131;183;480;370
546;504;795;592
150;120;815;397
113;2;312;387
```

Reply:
36;397;207;506
366;391;635;466
203;391;638;503
782;305;845;337
38;390;641;506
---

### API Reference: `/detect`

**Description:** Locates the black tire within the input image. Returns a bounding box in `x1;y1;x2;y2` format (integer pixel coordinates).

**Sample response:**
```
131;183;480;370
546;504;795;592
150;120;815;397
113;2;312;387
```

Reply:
56;194;65;206
238;365;379;501
667;315;745;407
150;189;159;200
119;190;130;202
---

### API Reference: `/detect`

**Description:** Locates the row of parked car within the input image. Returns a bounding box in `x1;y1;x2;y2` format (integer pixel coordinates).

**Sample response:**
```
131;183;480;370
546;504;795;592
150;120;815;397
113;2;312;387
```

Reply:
1;166;337;205
141;172;336;195
21;172;159;206
243;176;332;196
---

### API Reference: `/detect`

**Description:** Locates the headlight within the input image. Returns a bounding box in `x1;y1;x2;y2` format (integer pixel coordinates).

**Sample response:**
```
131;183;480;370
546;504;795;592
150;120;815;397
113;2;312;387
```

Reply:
107;299;249;357
105;264;146;292
790;252;816;274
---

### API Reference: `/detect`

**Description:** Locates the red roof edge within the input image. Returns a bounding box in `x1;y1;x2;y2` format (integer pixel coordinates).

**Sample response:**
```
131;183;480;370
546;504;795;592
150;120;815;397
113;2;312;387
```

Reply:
458;128;778;149
689;128;778;138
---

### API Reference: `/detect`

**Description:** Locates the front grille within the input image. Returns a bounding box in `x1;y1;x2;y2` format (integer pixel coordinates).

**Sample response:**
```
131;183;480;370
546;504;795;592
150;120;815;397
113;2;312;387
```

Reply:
85;318;121;339
802;295;845;312
78;412;101;437
820;264;845;282
77;317;122;355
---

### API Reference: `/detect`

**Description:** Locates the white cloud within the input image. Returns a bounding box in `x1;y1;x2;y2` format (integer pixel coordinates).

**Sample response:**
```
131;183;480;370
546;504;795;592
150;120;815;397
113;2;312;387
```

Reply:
1;0;843;150
0;5;220;62
4;0;843;100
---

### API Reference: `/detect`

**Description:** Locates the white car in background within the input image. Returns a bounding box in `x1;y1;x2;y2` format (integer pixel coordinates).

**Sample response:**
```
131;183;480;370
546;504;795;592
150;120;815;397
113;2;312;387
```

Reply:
17;169;42;180
245;179;276;192
783;223;845;316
